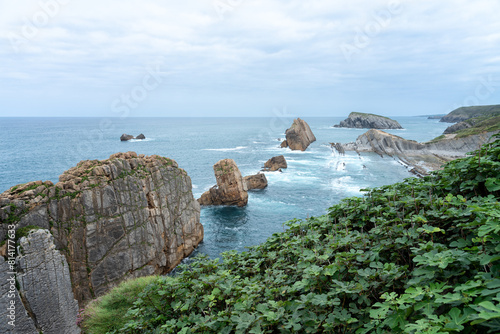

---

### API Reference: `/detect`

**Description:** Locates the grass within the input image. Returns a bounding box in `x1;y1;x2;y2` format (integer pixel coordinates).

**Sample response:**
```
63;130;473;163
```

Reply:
455;115;500;138
80;275;158;334
349;112;392;120
445;105;500;119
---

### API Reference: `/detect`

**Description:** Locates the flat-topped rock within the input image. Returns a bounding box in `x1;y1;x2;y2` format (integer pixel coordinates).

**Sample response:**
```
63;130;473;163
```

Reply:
334;112;403;129
281;118;316;151
198;159;248;207
244;173;268;190
262;155;287;171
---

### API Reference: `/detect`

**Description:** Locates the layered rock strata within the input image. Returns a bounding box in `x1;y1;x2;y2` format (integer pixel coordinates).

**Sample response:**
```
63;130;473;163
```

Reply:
0;152;203;309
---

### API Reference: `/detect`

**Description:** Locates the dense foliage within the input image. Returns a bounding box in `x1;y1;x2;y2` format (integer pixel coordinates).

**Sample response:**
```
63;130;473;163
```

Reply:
83;135;500;333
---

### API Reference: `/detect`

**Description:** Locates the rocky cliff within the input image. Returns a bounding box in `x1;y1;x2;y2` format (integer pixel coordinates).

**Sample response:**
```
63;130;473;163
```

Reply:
198;159;248;207
0;152;203;330
281;118;316;151
334;112;403;129
342;129;498;175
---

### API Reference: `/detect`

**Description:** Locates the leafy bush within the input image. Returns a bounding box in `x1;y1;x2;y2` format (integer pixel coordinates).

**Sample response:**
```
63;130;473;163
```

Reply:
82;135;500;333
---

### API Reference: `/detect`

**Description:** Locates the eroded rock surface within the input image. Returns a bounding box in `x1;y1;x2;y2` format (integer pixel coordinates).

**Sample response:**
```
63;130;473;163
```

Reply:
198;159;248;207
0;152;203;306
262;155;287;172
281;118;316;151
244;174;268;190
17;229;80;334
334;112;403;129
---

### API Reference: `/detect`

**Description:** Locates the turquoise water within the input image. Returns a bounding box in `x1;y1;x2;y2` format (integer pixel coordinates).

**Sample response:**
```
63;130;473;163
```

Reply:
0;117;449;258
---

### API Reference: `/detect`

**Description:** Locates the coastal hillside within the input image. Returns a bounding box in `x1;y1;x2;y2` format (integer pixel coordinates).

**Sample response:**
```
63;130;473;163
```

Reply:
82;137;500;333
440;105;500;123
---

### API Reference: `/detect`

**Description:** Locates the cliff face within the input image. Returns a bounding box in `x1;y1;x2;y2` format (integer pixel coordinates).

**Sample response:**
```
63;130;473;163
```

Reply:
334;112;403;129
342;129;498;175
198;159;248;207
0;152;203;308
281;118;316;151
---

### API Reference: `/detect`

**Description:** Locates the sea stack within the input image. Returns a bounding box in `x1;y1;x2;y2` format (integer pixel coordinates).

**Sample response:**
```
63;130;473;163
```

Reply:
334;112;403;129
262;155;287;171
198;159;248;207
281;118;316;151
244;173;268;190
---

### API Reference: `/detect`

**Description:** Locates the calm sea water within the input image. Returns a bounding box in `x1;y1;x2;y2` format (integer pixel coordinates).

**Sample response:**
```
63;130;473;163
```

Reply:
0;117;449;258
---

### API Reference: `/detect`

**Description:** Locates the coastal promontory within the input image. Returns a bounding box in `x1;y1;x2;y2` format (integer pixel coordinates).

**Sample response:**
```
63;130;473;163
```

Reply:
334;112;403;129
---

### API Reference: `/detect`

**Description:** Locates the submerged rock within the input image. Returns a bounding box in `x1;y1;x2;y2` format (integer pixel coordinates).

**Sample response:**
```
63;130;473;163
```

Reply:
244;173;268;190
334;112;403;129
281;118;316;151
262;155;287;171
198;159;248;207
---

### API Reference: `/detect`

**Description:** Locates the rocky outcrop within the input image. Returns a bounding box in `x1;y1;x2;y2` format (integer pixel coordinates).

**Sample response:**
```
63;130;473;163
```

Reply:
0;152;203;311
120;134;146;141
281;118;316;151
244;174;268;190
120;134;134;141
198;159;248;207
341;129;498;175
16;229;80;334
262;155;287;171
334;112;403;129
443;122;471;134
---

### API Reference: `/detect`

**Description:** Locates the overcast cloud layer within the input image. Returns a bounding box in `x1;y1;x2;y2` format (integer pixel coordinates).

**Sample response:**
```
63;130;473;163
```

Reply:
0;0;499;117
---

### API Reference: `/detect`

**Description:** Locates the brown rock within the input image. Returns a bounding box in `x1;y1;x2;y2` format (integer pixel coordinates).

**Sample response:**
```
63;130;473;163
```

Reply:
120;134;134;141
263;155;287;171
198;159;248;207
244;173;268;190
283;118;316;151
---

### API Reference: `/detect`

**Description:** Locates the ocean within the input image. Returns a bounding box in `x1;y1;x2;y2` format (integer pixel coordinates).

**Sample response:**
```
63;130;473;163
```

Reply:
0;117;450;259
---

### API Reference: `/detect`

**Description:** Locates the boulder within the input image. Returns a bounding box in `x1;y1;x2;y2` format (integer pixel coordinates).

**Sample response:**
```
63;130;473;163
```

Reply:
0;152;203;311
198;159;248;207
334;112;403;129
136;133;146;140
244;173;268;190
282;118;316;151
262;155;287;171
120;134;134;141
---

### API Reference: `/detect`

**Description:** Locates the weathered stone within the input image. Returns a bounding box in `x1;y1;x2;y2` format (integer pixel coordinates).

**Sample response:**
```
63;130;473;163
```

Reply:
136;133;146;140
334;112;403;129
443;121;472;134
244;174;268;190
262;155;287;171
198;159;248;207
282;118;316;151
0;257;39;334
17;229;80;334
0;152;203;313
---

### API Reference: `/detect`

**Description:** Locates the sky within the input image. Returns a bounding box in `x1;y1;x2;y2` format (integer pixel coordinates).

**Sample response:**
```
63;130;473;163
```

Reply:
0;0;499;117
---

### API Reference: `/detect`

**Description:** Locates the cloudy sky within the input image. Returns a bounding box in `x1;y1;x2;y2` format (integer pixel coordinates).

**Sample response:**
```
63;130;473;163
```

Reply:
0;0;499;117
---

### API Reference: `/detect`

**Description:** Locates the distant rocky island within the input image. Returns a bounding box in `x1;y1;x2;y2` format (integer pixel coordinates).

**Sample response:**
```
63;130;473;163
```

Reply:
440;105;500;123
120;133;146;141
334;112;403;129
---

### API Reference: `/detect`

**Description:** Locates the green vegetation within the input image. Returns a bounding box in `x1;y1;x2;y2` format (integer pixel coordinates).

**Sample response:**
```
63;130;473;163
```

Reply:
80;276;158;334
82;135;500;333
444;105;500;121
455;115;500;138
16;225;42;241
